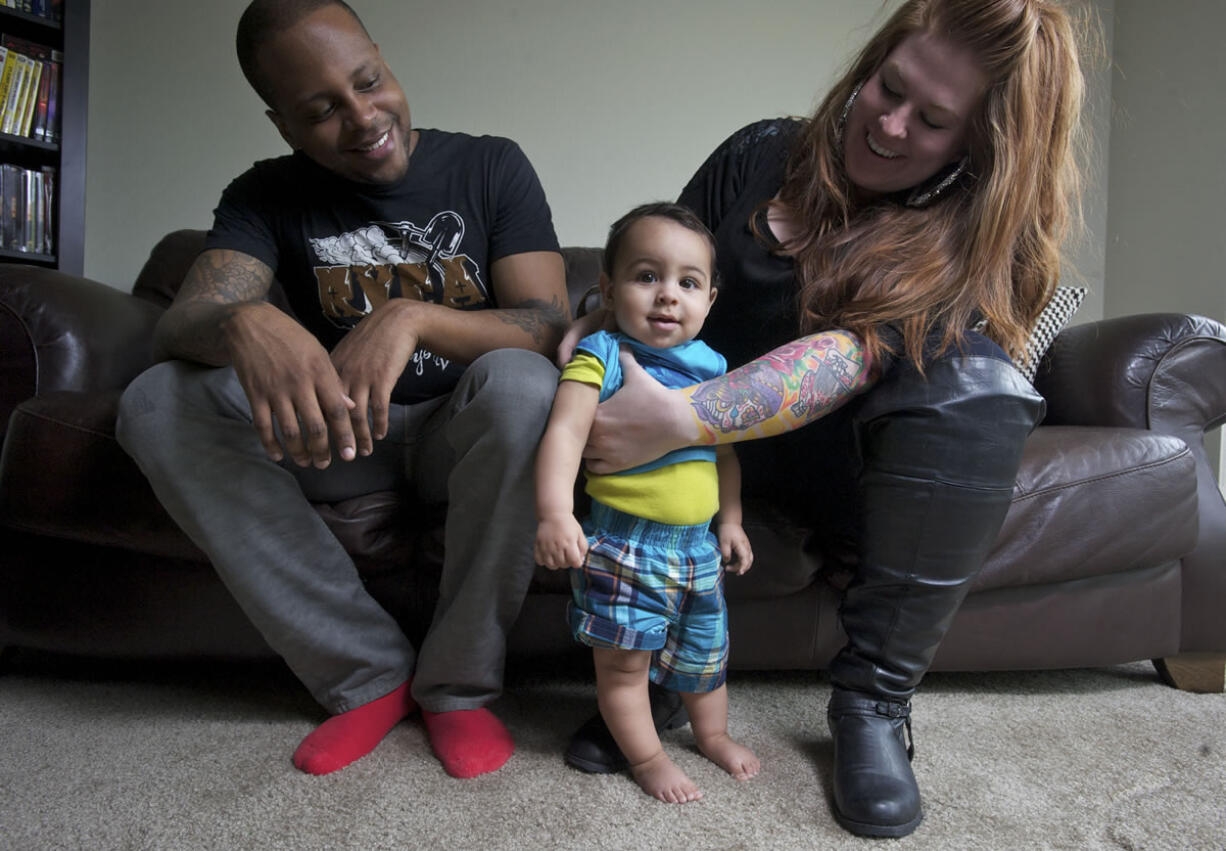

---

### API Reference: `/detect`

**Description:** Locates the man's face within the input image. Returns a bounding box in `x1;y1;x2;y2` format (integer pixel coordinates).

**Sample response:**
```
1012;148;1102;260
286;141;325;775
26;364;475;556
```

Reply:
259;4;414;185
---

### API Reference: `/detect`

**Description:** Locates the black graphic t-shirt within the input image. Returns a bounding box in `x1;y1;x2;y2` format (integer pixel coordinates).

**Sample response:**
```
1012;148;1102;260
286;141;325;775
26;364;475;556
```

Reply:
204;128;561;403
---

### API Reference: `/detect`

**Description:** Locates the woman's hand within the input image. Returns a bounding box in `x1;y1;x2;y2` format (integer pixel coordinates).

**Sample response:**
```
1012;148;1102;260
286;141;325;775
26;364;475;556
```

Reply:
583;349;699;473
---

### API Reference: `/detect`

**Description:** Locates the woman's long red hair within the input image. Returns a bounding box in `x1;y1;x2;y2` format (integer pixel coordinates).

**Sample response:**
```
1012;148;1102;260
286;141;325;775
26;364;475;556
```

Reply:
767;0;1089;371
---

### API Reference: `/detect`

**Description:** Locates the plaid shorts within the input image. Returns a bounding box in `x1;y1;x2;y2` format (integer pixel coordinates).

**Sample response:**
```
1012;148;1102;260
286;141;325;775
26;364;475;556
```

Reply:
568;501;728;693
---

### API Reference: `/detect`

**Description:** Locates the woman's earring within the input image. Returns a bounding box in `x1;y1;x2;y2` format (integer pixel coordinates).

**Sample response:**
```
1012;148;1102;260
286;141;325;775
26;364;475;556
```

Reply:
835;81;864;144
906;156;969;208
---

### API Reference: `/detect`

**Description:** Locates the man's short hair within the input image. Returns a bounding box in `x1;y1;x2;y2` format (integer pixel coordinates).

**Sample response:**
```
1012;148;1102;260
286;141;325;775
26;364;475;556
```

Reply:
236;0;370;107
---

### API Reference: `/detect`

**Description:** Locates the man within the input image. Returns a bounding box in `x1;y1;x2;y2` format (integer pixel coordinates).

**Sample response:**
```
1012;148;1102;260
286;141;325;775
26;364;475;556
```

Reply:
116;0;569;779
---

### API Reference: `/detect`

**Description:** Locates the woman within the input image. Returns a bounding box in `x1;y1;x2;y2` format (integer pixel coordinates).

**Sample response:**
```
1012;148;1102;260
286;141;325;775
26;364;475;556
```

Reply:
563;0;1087;838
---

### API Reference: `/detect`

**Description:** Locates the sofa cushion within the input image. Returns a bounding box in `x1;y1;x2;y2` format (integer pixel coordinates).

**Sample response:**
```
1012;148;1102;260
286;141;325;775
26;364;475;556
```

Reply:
0;390;200;558
976;424;1198;592
560;246;603;316
131;230;208;308
725;497;825;601
0;390;429;571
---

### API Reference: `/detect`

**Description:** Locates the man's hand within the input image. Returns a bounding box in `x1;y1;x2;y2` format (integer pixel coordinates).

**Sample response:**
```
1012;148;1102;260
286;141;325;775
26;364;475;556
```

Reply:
535;513;589;569
153;249;358;468
330;299;422;457
224;302;358;468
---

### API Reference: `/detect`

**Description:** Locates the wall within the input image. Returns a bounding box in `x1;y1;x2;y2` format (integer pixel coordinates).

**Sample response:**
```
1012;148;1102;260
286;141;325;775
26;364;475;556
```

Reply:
1104;0;1225;321
85;0;1111;306
85;0;873;287
1104;0;1225;485
80;1;1221;484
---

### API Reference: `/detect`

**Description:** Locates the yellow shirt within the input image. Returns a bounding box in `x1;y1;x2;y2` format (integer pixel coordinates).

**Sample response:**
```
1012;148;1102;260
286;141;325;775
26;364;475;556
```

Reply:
563;352;719;526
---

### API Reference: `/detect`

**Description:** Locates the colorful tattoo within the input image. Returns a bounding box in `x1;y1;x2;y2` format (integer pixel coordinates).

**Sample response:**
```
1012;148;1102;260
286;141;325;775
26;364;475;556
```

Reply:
689;331;872;443
691;365;785;434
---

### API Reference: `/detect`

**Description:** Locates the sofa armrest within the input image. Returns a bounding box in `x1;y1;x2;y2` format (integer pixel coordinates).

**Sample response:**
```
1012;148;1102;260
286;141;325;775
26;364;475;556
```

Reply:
0;264;162;437
1036;313;1226;653
1035;313;1226;436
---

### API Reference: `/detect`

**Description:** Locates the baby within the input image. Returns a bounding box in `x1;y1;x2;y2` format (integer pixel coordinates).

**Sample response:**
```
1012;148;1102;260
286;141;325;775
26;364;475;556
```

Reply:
535;202;759;803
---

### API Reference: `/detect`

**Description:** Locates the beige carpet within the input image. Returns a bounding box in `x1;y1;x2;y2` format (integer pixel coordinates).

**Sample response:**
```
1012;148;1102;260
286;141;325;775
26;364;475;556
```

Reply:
1;653;1223;850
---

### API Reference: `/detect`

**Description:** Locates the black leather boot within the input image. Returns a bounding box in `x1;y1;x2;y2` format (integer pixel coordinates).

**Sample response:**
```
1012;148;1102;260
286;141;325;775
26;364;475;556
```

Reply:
827;690;918;837
565;680;689;773
826;350;1044;838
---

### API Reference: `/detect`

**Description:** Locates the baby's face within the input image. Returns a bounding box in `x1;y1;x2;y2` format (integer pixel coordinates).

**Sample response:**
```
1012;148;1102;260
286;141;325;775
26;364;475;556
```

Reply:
601;217;717;349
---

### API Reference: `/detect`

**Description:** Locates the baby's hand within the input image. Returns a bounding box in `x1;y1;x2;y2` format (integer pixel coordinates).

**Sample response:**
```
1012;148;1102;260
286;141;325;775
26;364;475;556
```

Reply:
556;305;612;366
535;514;589;569
718;523;754;575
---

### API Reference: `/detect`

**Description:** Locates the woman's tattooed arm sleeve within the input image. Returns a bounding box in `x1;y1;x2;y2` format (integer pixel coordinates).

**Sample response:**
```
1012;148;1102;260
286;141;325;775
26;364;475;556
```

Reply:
689;331;873;444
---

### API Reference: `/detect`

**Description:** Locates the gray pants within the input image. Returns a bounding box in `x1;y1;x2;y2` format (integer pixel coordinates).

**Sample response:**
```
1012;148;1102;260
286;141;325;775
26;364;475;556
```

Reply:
116;348;557;714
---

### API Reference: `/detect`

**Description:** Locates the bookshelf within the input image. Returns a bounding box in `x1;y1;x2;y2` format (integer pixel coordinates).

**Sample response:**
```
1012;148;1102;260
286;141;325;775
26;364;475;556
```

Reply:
0;0;88;276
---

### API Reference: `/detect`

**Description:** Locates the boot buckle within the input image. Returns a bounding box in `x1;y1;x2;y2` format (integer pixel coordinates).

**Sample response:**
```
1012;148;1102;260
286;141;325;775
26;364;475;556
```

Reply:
873;700;911;719
873;701;915;760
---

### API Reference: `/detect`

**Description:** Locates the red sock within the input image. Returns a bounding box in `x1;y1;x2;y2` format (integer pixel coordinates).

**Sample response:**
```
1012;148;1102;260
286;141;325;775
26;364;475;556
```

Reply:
293;680;417;775
421;707;515;778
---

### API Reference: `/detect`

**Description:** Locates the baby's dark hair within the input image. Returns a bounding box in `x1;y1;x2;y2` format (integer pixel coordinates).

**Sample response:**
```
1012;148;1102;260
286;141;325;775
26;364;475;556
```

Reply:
602;202;720;288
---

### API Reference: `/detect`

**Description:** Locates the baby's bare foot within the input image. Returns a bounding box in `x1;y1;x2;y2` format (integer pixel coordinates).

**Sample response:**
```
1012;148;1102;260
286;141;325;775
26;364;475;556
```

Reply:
630;750;704;803
697;732;760;781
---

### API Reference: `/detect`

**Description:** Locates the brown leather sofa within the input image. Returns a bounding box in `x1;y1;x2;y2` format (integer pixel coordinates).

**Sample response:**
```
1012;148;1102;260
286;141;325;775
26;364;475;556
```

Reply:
3;230;1225;692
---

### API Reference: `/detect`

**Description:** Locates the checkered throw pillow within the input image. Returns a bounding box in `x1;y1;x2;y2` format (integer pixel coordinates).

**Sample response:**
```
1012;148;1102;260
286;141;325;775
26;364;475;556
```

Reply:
1018;285;1087;382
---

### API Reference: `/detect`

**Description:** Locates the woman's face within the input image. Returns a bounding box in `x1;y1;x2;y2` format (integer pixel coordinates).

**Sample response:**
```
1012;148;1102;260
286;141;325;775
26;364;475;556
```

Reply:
843;31;988;198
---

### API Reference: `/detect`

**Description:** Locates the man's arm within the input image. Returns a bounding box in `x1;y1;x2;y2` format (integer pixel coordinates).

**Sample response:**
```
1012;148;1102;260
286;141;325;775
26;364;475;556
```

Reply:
153;248;359;470
152;249;275;365
405;249;570;361
483;250;571;356
330;249;570;455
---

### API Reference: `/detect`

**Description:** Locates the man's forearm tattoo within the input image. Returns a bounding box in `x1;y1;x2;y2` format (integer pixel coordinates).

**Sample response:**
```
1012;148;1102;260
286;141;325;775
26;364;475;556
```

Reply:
495;295;570;344
690;331;872;443
189;251;271;303
157;252;273;365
